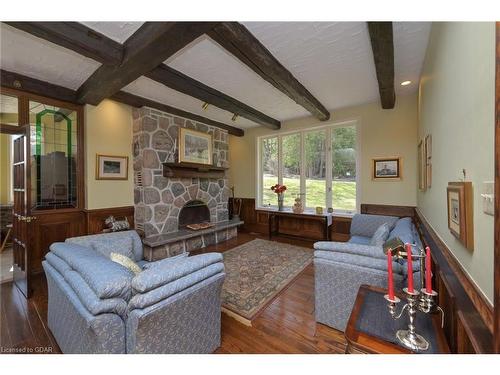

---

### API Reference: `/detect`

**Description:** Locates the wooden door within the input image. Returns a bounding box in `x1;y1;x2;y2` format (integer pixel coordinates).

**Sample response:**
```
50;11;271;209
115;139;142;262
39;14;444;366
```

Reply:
12;133;33;298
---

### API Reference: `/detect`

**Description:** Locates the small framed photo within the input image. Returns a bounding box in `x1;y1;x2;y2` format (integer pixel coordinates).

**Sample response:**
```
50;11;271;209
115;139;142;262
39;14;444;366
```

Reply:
447;182;474;250
418;141;426;191
372;157;401;180
96;154;129;180
179;127;213;165
425;135;432;188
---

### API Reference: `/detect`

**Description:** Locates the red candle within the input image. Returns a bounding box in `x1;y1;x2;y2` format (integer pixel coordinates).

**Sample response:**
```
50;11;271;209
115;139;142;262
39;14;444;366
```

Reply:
387;248;394;300
406;243;414;293
425;246;433;293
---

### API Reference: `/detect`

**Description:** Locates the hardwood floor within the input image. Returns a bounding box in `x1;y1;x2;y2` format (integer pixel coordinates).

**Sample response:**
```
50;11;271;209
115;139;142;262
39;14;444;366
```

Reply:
0;232;347;354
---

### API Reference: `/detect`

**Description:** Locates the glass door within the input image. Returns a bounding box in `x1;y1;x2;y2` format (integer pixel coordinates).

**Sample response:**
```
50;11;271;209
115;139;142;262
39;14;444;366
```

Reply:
29;101;80;210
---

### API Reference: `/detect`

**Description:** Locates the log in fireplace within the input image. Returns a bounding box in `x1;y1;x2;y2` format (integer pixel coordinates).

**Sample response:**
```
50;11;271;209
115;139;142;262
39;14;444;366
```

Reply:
178;200;211;230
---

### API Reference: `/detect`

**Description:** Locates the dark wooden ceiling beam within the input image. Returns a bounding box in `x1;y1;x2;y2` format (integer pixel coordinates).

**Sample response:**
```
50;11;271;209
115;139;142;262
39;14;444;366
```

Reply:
1;69;77;103
145;64;280;130
76;22;218;105
367;22;396;109
4;22;124;65
208;22;330;121
111;91;244;137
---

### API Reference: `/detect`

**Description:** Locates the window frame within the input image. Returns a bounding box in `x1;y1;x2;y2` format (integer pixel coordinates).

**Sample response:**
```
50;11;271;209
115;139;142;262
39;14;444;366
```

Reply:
256;119;360;216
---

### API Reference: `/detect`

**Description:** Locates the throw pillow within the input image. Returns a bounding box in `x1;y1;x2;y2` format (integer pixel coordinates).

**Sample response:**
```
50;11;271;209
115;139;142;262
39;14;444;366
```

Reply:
370;223;390;246
91;236;134;259
110;252;142;275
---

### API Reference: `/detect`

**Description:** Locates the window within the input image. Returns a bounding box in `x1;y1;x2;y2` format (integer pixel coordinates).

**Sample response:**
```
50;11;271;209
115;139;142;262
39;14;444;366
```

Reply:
258;121;358;214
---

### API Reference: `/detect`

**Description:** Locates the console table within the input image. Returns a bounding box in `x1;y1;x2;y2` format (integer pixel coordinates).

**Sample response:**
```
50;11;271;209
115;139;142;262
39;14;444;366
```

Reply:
344;285;450;354
255;208;333;241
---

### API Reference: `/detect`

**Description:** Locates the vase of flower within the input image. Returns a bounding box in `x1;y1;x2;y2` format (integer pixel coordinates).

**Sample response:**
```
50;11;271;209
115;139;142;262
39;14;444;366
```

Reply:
271;184;287;211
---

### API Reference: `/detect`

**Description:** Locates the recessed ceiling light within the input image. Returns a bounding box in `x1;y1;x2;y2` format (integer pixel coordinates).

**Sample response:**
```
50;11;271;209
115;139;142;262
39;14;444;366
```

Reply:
401;80;412;86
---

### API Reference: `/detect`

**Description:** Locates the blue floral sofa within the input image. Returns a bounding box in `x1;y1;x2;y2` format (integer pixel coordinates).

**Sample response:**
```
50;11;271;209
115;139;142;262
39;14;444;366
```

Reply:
42;230;225;354
313;214;422;331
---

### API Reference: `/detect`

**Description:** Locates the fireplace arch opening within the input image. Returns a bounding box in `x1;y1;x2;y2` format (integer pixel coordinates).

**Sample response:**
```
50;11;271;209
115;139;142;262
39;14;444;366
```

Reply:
178;200;211;229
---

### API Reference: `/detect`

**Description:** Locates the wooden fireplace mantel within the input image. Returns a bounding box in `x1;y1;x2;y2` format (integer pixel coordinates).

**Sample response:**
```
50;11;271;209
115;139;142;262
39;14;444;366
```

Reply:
162;162;228;179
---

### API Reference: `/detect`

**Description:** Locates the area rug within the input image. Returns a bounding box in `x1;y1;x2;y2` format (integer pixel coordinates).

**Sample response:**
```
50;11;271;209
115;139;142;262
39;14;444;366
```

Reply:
221;238;313;326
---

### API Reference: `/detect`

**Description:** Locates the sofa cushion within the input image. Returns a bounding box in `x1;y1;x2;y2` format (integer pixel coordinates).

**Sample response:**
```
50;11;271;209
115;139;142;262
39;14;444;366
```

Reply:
370;223;391;246
91;236;134;260
387;217;416;248
350;214;398;238
49;242;134;300
66;230;144;262
348;236;372;245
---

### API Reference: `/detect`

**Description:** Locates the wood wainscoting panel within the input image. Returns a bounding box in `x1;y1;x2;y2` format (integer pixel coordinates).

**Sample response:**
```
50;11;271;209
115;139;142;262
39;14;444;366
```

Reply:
415;208;494;353
31;210;86;275
360;203;415;218
437;269;458;353
85;206;135;235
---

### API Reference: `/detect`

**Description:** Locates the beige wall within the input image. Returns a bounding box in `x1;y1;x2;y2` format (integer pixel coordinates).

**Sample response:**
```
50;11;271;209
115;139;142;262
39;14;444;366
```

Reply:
417;22;495;304
0;134;11;204
85;100;134;210
229;93;418;208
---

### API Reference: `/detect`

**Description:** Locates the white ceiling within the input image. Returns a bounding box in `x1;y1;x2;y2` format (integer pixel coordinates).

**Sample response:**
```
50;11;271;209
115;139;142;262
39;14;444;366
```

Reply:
123;76;259;129
0;23;101;90
82;22;144;43
0;22;431;129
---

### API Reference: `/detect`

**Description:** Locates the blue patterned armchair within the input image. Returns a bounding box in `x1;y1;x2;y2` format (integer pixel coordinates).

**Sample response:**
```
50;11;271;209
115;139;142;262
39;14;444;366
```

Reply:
313;214;422;331
42;230;225;354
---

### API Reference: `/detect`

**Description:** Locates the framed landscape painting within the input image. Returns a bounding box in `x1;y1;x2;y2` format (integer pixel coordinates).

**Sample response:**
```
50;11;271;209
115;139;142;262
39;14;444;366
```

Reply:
446;181;474;250
372;157;401;180
179;128;213;165
96;154;129;180
418;140;426;191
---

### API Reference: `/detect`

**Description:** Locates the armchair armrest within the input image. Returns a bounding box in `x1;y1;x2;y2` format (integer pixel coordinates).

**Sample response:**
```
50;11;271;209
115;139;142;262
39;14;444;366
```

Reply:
131;253;223;293
314;241;386;260
128;254;224;311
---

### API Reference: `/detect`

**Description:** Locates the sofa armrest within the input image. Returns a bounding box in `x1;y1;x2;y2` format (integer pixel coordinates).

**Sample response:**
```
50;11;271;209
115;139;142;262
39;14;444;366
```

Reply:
314;241;386;260
314;250;405;275
131;253;223;293
128;262;224;311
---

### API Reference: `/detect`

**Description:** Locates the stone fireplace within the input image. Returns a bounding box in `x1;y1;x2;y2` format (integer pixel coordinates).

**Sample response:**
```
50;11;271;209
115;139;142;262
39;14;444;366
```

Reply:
132;107;241;260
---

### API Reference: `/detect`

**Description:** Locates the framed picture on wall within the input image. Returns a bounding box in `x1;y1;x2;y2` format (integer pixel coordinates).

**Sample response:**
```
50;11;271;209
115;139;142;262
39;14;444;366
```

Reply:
96;154;129;180
418;141;426;191
178;128;213;165
446;181;474;250
425;135;432;189
372;157;402;180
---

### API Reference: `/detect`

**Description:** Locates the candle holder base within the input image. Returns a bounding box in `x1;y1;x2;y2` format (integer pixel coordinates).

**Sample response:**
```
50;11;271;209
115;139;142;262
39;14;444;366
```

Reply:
396;329;429;351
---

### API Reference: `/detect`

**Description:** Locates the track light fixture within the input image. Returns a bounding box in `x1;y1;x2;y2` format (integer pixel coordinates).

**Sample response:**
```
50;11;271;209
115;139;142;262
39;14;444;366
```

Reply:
231;113;239;122
202;102;209;110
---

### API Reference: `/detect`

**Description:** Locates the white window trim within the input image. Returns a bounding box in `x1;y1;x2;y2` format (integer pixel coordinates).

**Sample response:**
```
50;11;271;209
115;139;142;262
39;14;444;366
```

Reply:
256;119;360;216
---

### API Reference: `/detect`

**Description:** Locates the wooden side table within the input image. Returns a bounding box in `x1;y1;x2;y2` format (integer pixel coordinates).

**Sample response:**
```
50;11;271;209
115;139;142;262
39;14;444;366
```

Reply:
256;208;333;241
344;285;450;354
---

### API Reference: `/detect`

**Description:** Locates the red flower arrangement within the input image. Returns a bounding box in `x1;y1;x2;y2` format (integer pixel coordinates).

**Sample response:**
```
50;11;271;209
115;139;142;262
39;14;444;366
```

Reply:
270;184;287;194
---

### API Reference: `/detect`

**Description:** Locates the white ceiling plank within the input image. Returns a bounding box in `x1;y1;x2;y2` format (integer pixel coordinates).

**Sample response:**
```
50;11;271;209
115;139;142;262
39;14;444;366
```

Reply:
166;35;310;121
81;22;144;44
0;23;100;90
